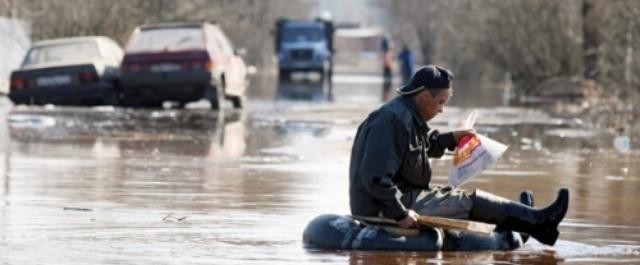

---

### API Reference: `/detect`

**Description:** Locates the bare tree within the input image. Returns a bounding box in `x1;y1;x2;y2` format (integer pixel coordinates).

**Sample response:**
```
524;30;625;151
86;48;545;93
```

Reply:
582;0;605;81
2;0;312;68
6;0;640;99
381;0;640;103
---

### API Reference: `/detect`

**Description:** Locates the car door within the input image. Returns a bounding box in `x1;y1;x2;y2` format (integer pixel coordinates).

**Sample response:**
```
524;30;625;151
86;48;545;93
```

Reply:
210;26;244;95
205;24;230;91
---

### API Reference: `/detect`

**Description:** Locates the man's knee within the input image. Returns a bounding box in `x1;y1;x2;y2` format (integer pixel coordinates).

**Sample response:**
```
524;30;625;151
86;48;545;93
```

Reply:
410;186;474;218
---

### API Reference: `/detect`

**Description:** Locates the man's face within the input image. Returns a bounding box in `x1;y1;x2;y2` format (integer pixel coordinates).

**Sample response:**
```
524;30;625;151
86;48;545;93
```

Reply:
415;88;451;121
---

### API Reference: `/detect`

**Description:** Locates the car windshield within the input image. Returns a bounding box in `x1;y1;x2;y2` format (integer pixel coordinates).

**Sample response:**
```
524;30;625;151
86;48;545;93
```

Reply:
282;26;324;43
127;27;205;52
22;42;100;66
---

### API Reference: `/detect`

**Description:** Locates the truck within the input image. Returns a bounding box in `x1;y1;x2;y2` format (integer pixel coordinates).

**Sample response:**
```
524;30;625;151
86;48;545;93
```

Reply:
275;18;334;82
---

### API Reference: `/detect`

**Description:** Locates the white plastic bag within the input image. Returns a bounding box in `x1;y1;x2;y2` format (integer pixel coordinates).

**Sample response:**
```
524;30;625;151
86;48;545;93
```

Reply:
448;111;508;187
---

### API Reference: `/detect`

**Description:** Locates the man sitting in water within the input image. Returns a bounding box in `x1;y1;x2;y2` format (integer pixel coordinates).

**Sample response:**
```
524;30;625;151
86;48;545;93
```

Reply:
348;65;569;246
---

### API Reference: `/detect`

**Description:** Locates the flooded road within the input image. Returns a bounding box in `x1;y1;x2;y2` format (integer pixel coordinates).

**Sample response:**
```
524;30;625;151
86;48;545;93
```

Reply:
1;75;640;264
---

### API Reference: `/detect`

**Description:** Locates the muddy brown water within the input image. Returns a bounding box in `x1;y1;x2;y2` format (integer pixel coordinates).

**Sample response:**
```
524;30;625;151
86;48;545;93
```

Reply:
1;76;639;264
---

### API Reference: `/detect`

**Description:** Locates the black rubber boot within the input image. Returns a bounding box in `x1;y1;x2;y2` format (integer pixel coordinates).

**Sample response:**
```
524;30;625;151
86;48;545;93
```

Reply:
470;188;569;246
494;190;534;243
517;190;534;243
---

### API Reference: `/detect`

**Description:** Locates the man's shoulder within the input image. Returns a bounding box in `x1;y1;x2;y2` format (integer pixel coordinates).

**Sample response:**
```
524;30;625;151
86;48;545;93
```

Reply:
383;97;412;118
371;97;412;124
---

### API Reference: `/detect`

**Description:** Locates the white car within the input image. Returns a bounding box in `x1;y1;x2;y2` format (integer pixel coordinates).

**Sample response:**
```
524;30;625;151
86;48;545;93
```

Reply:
9;36;124;106
120;22;247;109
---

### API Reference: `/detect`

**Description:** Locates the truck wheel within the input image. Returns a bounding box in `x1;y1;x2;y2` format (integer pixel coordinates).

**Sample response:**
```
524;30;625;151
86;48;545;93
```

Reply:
279;70;290;81
317;68;327;83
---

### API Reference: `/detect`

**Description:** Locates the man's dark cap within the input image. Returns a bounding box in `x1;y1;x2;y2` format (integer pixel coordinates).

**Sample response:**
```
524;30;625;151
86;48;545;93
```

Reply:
396;65;454;96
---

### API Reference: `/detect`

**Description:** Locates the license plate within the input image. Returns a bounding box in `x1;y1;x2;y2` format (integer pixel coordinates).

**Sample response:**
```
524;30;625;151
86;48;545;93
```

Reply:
150;63;182;72
37;75;71;87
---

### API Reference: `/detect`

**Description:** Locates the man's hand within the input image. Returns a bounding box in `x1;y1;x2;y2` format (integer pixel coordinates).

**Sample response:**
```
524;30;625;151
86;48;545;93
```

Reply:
453;129;475;143
398;210;419;228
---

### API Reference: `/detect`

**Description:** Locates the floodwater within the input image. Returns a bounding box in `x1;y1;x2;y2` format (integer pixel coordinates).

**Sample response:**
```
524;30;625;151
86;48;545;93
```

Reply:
1;75;640;265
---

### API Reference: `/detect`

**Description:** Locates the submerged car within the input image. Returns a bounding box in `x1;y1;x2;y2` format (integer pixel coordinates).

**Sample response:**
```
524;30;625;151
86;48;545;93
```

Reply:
120;22;247;109
9;36;124;106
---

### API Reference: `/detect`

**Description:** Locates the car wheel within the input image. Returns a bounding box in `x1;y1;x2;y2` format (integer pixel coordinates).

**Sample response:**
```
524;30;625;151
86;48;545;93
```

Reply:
122;95;139;108
231;95;244;108
101;91;119;106
205;85;222;110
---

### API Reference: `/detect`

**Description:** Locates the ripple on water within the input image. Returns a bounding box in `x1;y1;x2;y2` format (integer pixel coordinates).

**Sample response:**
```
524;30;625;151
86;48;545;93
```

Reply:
551;240;640;260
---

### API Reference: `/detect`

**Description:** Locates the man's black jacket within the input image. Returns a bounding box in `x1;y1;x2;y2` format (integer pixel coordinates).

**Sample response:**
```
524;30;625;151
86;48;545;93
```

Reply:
349;96;457;221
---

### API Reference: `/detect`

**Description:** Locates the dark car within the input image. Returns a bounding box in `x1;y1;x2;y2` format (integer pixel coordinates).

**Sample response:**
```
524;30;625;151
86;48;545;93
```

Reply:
9;36;124;106
120;22;247;109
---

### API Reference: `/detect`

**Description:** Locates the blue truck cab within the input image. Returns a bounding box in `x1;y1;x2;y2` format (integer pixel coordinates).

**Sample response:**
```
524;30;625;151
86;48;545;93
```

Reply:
275;19;334;81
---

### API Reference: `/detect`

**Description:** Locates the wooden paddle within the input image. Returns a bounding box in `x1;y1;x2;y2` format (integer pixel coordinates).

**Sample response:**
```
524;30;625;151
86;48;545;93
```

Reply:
351;214;496;235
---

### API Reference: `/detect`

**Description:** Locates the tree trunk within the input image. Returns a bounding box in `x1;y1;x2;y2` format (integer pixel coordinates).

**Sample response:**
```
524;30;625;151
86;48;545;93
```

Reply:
582;0;603;80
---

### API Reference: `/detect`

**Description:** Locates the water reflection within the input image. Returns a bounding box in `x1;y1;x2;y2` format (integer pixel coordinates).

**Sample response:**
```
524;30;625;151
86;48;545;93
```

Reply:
4;108;249;211
0;105;349;265
0;101;10;199
348;250;561;265
276;79;333;102
7;108;246;158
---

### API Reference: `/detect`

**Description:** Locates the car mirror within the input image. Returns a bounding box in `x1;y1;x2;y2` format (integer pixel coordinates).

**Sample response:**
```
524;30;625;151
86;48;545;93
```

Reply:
234;48;247;57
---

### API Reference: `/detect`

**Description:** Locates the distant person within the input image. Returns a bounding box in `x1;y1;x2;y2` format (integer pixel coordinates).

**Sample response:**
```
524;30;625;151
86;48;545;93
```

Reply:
397;44;415;85
381;35;391;53
349;65;570;246
381;74;392;102
381;35;394;88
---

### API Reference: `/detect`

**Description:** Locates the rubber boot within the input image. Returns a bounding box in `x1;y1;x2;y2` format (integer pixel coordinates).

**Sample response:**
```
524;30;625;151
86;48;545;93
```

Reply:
517;190;534;243
469;188;569;246
494;190;534;243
